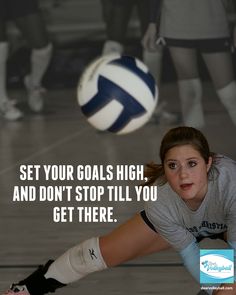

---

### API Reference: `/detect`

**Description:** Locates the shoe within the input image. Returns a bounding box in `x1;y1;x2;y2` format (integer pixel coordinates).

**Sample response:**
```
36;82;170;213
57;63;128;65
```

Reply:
1;261;66;295
3;284;30;295
24;76;45;113
0;99;23;121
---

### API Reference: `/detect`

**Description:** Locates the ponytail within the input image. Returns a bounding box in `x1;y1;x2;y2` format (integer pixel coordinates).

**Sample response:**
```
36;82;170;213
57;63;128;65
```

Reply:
142;161;166;186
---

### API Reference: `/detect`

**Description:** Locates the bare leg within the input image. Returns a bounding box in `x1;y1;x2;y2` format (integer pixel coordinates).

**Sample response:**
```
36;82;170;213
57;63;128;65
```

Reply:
100;213;170;267
169;47;199;80
14;12;52;112
45;213;170;284
1;213;171;295
0;17;23;120
202;51;234;90
169;47;204;128
0;18;8;99
202;51;236;126
0;18;7;42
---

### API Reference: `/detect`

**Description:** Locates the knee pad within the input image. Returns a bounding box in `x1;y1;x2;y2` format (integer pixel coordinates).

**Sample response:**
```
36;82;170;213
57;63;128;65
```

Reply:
217;81;236;126
178;78;205;128
45;237;107;284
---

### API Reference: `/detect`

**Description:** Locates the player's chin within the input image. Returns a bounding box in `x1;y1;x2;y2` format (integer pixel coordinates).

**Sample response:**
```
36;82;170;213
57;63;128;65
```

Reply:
178;191;195;202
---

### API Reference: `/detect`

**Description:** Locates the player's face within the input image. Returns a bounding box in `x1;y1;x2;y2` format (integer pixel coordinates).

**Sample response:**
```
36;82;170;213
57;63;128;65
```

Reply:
164;144;212;209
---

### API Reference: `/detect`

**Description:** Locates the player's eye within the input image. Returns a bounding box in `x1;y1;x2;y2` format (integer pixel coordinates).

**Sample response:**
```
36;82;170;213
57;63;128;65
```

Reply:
188;160;197;168
167;162;177;169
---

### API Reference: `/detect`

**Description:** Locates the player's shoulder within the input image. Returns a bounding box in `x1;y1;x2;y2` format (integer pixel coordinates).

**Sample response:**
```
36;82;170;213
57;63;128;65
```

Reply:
145;183;177;213
214;154;236;176
144;183;178;224
212;154;236;196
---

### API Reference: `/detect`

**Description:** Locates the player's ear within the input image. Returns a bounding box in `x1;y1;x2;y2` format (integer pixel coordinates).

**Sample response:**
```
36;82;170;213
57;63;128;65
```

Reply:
206;156;213;173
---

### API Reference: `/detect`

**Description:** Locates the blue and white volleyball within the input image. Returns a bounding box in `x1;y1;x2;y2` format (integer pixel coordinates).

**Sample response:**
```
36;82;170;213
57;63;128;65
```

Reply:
77;54;158;134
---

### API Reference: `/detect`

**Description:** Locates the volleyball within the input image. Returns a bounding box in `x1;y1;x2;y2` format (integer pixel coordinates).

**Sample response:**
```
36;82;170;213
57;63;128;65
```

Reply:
77;54;158;134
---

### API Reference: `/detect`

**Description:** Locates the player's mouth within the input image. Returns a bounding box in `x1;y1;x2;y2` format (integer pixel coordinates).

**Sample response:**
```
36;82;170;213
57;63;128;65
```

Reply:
180;183;193;190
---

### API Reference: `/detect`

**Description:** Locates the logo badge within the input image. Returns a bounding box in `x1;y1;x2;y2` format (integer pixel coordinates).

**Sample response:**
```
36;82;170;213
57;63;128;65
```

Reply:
200;249;234;284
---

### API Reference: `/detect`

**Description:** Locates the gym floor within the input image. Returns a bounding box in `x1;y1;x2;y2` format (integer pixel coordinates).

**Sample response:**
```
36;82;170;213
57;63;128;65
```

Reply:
0;77;235;294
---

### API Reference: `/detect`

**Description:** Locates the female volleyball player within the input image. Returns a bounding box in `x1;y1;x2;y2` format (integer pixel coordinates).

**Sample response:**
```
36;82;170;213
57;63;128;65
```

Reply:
100;0;178;125
101;0;160;71
142;0;236;129
2;126;236;295
0;0;52;120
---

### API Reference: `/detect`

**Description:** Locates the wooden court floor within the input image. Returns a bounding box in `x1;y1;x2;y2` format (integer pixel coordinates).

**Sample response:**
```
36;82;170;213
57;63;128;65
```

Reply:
0;82;236;295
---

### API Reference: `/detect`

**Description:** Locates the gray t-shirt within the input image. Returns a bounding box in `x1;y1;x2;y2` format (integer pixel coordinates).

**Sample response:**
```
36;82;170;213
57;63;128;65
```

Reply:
159;0;230;39
145;155;236;252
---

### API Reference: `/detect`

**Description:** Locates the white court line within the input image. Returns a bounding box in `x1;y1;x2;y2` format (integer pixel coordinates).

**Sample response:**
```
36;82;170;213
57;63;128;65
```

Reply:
0;126;90;177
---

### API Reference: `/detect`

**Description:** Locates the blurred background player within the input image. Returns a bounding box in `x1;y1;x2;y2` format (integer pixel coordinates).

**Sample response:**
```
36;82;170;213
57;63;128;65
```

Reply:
143;0;236;128
100;0;178;124
0;0;52;120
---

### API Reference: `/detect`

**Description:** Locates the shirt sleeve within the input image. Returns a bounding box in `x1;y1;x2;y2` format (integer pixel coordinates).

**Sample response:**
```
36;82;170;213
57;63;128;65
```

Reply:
145;200;195;251
149;0;162;22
